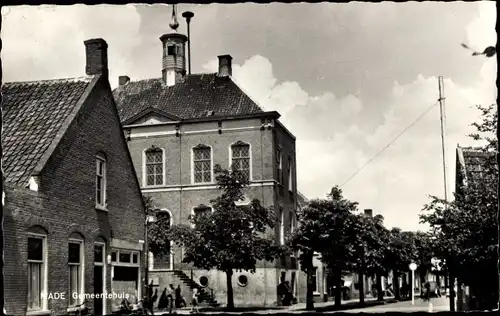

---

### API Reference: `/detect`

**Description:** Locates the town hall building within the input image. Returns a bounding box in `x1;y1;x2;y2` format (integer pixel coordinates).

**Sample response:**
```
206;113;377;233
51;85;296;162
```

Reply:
113;5;301;307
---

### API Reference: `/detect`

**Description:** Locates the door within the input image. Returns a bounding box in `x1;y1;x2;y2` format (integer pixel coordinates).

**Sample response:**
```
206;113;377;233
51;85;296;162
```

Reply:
94;266;103;316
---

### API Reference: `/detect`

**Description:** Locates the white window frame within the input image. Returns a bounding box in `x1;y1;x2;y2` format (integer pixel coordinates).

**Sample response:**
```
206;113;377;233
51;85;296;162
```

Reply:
68;238;85;307
279;208;285;245
94;242;107;315
27;233;48;314
276;148;282;184
191;145;213;184
229;141;252;181
143;147;166;187
313;266;320;295
96;154;107;209
150;209;174;271
190;205;214;228
110;248;141;303
287;156;293;192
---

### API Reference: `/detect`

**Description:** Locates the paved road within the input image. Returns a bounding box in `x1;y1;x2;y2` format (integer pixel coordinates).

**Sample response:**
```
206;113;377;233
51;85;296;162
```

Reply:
165;296;450;314
339;297;450;313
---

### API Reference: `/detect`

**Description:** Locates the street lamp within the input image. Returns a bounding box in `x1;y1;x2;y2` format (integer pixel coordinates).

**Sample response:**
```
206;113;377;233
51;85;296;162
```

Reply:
409;262;418;306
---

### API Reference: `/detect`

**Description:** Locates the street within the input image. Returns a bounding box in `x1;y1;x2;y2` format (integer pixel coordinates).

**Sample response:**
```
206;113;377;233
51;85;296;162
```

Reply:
339;297;450;313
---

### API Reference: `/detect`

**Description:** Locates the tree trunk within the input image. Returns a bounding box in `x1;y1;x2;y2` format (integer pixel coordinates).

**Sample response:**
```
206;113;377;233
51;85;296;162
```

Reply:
449;273;456;312
358;273;365;304
305;254;315;311
393;270;401;300
376;273;384;301
334;267;342;307
226;270;234;310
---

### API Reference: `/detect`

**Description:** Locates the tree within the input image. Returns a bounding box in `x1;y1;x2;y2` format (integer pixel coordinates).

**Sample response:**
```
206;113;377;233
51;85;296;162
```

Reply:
290;186;358;310
384;228;418;300
151;164;283;310
420;104;498;310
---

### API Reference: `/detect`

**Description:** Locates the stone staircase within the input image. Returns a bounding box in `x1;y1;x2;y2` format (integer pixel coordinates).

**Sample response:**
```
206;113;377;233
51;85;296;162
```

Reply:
172;270;220;307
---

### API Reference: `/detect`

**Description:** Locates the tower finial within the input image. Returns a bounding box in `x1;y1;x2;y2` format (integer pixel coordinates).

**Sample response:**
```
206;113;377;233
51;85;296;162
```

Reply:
169;4;180;31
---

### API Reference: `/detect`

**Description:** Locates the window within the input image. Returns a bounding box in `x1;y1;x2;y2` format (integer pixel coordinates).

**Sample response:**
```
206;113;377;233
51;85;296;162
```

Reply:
94;244;104;264
28;236;46;311
167;45;176;56
237;275;248;287
191;206;211;228
279;208;285;245
145;148;164;186
231;142;250;180
287;156;293;191
68;241;83;306
199;276;209;287
193;146;212;183
312;267;318;293
276;148;283;184
96;154;106;207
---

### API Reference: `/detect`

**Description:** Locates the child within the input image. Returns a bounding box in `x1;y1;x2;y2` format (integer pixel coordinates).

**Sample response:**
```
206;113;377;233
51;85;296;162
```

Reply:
190;288;200;314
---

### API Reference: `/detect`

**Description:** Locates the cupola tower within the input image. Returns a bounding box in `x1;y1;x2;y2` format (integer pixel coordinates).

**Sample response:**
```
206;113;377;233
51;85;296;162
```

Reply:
160;4;188;86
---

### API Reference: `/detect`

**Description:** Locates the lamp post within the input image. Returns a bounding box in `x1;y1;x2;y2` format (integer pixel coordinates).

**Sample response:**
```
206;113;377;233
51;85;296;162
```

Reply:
409;263;418;306
144;214;157;299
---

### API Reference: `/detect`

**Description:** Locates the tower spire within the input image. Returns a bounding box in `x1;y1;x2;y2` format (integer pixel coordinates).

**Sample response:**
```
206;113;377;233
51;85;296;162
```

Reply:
169;4;179;31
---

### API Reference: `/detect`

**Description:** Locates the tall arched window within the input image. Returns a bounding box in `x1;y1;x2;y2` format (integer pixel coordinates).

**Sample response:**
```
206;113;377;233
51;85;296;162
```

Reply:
231;141;250;180
68;232;85;307
152;211;172;270
145;147;164;186
192;145;212;184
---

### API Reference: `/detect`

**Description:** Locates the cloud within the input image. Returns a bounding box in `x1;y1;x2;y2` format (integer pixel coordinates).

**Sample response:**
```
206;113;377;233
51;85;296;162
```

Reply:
1;5;142;87
201;2;496;231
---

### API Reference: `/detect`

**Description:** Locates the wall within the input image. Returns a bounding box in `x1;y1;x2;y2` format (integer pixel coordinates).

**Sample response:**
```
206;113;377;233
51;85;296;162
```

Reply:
3;76;145;316
126;115;300;306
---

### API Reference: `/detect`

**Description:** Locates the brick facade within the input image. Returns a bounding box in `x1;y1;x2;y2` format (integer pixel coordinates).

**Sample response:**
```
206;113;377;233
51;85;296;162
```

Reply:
124;114;300;306
3;75;145;315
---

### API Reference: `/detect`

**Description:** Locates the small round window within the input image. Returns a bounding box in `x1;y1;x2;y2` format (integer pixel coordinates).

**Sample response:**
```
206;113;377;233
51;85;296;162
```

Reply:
237;275;248;287
199;276;209;287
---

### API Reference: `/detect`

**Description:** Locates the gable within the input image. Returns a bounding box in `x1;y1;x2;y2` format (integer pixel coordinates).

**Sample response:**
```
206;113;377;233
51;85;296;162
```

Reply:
123;107;181;126
38;76;145;211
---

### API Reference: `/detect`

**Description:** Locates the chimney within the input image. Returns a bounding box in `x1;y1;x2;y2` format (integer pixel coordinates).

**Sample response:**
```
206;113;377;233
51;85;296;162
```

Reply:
119;76;130;86
364;209;373;218
84;38;108;76
217;54;232;77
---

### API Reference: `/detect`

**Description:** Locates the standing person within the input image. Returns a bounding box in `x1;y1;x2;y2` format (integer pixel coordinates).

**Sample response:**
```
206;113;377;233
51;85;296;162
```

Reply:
190;288;200;314
167;284;176;314
175;285;182;308
158;288;168;310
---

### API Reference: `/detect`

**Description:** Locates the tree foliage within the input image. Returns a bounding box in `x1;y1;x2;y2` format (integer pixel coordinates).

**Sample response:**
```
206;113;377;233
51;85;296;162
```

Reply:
148;164;283;309
420;104;499;310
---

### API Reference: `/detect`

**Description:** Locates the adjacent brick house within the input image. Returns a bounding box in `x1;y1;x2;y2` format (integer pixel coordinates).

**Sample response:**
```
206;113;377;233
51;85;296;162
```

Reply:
112;12;301;307
2;38;146;316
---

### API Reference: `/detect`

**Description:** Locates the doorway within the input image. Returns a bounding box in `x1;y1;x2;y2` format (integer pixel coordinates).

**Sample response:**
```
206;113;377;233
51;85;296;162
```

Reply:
94;243;106;316
94;266;104;315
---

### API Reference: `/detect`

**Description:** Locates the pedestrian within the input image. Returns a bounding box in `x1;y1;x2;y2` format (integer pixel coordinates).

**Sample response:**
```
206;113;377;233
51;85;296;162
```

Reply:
277;278;287;306
158;288;168;310
283;281;293;306
175;285;182;308
190;288;200;314
167;284;176;314
423;282;431;301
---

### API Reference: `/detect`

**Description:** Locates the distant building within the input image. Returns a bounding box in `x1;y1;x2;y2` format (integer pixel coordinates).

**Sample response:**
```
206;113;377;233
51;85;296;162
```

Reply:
113;7;300;307
2;39;146;315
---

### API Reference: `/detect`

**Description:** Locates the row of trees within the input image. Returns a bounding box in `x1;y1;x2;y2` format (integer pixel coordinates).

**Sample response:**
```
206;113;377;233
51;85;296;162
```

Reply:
291;186;434;310
146;165;434;310
420;104;499;311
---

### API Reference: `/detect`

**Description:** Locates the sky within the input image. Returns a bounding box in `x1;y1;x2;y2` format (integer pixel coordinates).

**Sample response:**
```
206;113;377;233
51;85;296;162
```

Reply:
1;2;497;231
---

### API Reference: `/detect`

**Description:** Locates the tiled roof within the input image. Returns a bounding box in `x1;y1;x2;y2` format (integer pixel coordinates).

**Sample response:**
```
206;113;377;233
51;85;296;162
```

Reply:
457;146;496;185
113;73;264;123
2;77;92;186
